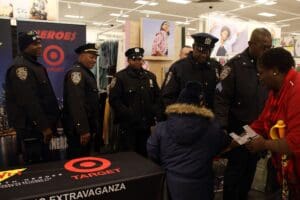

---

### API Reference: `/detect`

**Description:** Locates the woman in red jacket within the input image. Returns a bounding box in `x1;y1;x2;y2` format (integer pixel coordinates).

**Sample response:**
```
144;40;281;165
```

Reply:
246;47;300;199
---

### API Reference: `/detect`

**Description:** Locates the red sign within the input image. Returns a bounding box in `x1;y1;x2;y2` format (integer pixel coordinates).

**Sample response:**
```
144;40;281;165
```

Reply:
64;157;111;173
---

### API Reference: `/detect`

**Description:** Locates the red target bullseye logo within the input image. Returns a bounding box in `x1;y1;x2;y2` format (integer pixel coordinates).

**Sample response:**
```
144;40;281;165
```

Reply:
64;157;111;173
43;44;64;67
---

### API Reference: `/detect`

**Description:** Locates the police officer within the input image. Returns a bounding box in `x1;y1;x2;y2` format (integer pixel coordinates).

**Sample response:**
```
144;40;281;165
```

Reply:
5;30;60;164
214;28;272;200
63;43;102;159
161;33;221;109
109;47;164;157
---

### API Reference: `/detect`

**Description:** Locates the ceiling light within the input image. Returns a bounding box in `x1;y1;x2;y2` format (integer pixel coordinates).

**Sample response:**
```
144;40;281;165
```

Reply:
110;13;129;17
135;0;148;4
93;22;109;26
279;24;290;27
176;21;190;25
240;4;245;8
116;19;126;23
291;32;300;36
139;10;161;14
258;12;276;17
64;15;84;19
255;0;268;3
187;28;197;31
67;3;71;9
265;1;277;5
149;2;159;6
167;0;191;5
80;2;102;7
255;0;277;5
134;0;158;6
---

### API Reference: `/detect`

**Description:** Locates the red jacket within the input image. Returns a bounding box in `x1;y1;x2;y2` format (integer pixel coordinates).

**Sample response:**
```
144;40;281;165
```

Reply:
251;69;300;187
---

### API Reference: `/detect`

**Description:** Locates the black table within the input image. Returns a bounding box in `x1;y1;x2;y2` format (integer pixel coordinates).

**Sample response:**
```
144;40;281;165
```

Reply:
0;152;164;200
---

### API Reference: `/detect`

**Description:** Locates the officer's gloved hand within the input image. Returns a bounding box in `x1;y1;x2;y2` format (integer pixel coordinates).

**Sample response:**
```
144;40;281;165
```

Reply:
42;128;53;144
80;132;91;146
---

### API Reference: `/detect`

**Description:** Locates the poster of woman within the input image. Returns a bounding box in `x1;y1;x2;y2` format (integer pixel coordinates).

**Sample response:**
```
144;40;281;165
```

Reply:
209;15;248;57
141;18;175;60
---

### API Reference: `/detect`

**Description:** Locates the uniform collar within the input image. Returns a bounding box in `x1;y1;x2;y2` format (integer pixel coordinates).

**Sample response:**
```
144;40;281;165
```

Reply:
127;66;146;78
76;62;96;78
244;47;256;65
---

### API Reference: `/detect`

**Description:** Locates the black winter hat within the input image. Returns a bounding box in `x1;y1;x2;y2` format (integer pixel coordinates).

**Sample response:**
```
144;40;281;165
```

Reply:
177;81;204;105
18;31;41;51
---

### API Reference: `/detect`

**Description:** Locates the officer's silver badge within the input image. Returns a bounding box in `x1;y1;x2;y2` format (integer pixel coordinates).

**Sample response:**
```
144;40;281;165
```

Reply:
110;77;117;89
204;37;212;45
220;65;231;80
165;71;172;86
71;72;82;85
16;67;28;80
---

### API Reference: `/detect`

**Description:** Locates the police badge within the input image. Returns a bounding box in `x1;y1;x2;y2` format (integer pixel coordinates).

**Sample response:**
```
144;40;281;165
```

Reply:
16;67;28;80
165;71;173;86
71;72;82;85
220;65;231;80
204;37;212;45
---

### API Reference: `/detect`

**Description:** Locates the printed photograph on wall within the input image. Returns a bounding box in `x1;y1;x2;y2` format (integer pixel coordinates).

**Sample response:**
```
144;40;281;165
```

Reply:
0;0;58;20
208;14;248;57
141;18;175;60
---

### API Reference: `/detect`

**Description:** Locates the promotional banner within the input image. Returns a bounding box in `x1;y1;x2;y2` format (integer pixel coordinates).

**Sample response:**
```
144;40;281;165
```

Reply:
17;20;86;102
0;18;13;131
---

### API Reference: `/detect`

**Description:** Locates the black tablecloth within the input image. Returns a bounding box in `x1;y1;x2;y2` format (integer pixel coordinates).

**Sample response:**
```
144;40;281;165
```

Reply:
0;152;164;200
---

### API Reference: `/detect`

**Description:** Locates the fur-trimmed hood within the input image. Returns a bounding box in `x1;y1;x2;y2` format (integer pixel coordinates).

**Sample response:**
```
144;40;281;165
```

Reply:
165;103;215;145
166;103;214;119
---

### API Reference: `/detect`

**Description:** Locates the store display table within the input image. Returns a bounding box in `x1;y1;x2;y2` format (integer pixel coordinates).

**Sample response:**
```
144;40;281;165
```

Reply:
0;152;164;200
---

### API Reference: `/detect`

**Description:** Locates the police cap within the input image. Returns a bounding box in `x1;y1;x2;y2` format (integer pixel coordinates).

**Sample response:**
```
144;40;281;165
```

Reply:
125;47;144;59
191;33;218;49
18;30;41;51
75;43;99;55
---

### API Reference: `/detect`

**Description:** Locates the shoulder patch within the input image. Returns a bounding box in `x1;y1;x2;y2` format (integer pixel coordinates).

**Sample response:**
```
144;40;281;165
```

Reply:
16;67;28;80
110;77;117;89
220;65;231;81
71;72;82;85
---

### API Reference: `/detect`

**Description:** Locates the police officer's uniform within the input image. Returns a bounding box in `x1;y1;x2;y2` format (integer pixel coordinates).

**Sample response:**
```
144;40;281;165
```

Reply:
5;31;60;163
109;47;164;157
63;43;102;158
161;33;221;110
214;48;268;200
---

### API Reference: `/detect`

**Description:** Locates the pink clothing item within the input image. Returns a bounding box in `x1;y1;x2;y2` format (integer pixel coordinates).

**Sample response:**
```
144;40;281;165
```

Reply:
151;30;168;56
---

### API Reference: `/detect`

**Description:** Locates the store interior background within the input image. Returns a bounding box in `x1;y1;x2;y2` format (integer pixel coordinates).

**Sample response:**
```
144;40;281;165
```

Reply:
0;0;300;198
58;0;300;85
